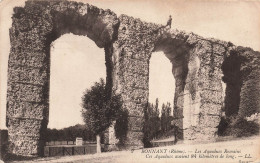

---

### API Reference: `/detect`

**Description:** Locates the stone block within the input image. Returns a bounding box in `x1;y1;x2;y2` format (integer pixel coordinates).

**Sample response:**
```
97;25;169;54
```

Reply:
124;59;149;75
191;114;200;126
195;127;218;141
183;125;217;142
128;116;143;131
184;79;198;97
8;118;42;137
213;43;226;55
130;89;148;102
181;91;201;104
199;115;221;128
7;82;46;103
183;113;191;130
193;40;212;55
15;39;46;53
197;77;223;91
123;73;148;89
6;100;47;120
183;128;196;140
8;134;39;156
192;102;201;115
8;51;48;68
185;70;199;83
7;118;44;156
126;103;144;117
126;131;143;146
200;102;222;116
8;65;48;86
198;52;224;68
198;64;223;80
200;90;223;104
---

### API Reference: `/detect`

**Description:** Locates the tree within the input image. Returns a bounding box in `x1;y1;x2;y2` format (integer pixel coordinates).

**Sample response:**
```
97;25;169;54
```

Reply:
155;98;159;117
46;124;96;142
143;99;161;147
143;102;154;147
161;102;172;133
165;102;172;131
161;103;166;132
81;78;123;152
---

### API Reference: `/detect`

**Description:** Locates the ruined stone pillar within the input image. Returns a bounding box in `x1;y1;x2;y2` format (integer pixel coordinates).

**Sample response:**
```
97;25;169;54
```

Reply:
182;39;226;142
7;11;51;155
153;30;227;142
7;1;120;155
109;15;158;148
171;54;189;139
6;7;55;155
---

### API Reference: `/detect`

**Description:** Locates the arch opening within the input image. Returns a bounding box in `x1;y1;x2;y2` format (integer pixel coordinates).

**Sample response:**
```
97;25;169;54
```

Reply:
145;34;191;145
221;51;242;117
149;35;191;142
145;52;175;146
48;33;106;130
39;30;115;154
218;51;244;136
149;52;175;112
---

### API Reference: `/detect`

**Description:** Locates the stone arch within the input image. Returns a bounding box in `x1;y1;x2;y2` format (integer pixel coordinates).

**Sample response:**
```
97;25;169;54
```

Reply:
218;47;260;135
151;29;229;141
151;29;191;139
6;0;119;156
221;50;243;117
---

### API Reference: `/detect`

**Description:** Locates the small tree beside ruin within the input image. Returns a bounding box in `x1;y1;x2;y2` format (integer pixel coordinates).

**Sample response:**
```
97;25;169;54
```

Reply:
81;78;123;152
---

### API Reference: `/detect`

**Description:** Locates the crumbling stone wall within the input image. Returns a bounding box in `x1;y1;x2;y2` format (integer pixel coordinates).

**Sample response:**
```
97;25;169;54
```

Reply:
7;0;119;156
6;0;260;156
153;30;229;141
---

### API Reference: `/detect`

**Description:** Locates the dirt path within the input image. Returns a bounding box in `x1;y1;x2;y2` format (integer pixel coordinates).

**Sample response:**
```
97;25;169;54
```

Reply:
9;136;260;163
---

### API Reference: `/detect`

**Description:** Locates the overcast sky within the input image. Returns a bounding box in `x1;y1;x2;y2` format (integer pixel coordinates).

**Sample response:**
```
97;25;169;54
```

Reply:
0;0;259;129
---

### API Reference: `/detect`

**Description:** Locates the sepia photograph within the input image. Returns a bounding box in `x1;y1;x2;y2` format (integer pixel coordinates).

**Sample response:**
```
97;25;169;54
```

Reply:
0;0;260;162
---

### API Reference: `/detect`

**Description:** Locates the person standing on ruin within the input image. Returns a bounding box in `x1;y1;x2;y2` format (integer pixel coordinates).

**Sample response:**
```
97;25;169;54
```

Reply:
166;15;172;28
150;15;173;34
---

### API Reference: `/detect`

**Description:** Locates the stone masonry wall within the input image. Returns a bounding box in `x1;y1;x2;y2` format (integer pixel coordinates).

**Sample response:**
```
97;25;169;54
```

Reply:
6;0;260;156
110;15;159;147
7;0;119;156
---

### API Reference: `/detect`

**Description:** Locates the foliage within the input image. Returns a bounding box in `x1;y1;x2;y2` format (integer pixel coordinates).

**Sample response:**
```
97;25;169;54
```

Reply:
115;109;129;145
143;98;161;147
161;102;172;132
46;124;95;141
81;78;123;136
143;99;175;147
218;115;260;137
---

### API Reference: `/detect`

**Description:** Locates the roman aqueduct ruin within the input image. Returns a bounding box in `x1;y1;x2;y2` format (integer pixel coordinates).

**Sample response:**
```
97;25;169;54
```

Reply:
5;0;260;156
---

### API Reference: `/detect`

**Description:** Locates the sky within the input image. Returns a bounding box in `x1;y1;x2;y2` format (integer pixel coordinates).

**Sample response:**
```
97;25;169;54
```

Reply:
0;0;260;129
49;34;106;128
